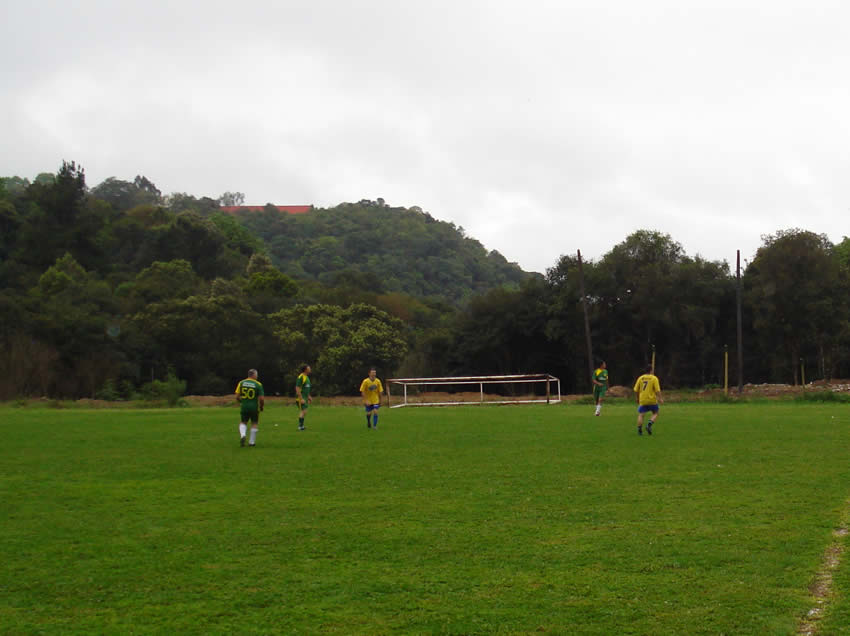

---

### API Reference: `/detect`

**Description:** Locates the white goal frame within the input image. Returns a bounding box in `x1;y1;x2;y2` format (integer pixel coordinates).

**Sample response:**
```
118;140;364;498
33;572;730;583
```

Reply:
386;373;561;408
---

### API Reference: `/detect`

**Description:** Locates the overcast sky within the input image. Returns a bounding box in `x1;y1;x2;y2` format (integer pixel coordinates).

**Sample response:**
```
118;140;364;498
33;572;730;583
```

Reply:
3;1;849;273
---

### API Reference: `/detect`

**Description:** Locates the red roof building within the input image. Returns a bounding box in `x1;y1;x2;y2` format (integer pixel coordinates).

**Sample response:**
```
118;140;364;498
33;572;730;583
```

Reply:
220;205;312;215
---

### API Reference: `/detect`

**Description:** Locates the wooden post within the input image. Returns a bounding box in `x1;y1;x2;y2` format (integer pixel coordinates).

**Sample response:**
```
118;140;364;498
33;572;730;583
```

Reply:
651;344;656;374
577;250;594;386
724;345;729;395
800;358;806;390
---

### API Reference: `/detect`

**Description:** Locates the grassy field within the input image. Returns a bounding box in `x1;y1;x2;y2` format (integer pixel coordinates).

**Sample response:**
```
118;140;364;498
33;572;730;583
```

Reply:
2;401;850;634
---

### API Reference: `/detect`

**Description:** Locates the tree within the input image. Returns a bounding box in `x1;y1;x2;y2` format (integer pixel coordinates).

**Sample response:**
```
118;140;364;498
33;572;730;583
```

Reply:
125;259;202;307
26;253;120;396
154;212;231;279
90;175;161;211
0;199;19;260
0;176;30;196
13;161;92;274
218;191;246;206
30;161;86;225
543;232;733;388
246;252;274;275
131;294;276;394
244;269;298;313
831;237;850;377
209;212;263;257
271;303;409;394
164;192;220;216
744;229;840;383
450;280;559;381
133;175;162;204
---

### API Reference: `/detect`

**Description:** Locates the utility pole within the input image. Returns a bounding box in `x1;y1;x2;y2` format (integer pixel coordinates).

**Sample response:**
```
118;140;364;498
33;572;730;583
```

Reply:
577;250;594;384
736;250;744;393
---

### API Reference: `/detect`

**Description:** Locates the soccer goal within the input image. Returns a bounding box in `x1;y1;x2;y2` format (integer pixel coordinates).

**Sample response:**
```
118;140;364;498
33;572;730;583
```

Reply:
387;373;561;408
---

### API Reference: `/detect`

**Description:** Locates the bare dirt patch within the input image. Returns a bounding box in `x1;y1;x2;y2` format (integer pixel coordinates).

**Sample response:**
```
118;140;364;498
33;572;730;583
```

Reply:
21;378;848;409
184;395;367;407
731;380;850;397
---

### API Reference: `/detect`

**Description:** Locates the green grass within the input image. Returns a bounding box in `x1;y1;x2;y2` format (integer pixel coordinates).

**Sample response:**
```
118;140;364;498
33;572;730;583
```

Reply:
2;402;850;634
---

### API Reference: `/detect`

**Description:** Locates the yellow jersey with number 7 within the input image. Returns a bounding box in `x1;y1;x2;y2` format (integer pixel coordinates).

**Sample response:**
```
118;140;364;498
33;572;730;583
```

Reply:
633;374;661;405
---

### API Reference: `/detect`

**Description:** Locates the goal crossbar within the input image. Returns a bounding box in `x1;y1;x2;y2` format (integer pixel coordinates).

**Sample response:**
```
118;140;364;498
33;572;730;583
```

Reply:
387;373;561;408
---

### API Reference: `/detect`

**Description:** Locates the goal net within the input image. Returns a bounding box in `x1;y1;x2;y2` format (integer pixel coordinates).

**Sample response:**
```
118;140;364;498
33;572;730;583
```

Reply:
387;373;561;408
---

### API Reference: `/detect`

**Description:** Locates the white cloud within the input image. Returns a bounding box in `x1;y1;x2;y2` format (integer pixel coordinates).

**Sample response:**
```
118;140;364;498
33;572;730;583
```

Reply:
3;0;850;273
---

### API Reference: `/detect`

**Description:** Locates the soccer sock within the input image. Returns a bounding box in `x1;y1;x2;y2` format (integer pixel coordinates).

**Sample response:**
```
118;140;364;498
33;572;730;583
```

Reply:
299;417;304;427
249;427;257;444
372;414;378;427
239;423;247;438
595;404;601;415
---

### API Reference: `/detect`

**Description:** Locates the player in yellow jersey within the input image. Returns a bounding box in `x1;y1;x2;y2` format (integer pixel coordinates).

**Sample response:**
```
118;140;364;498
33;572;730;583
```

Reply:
359;367;384;429
633;365;662;436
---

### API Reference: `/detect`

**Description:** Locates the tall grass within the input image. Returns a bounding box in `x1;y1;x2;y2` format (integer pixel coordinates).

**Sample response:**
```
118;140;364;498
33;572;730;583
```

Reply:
795;389;850;403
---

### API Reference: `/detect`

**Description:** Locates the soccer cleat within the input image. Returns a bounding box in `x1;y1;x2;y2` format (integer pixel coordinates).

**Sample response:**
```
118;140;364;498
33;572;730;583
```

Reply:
240;436;246;447
298;425;305;431
249;443;255;447
637;427;642;435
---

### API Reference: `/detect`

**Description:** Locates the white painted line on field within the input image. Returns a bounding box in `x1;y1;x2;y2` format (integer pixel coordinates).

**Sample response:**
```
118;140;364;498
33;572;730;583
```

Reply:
797;499;850;635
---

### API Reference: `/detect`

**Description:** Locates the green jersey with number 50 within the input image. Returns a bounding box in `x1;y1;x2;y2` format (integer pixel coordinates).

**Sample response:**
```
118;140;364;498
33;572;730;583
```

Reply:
236;378;264;410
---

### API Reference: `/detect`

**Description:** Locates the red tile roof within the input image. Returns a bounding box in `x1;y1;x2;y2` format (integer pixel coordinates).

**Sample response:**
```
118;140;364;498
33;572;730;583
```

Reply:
220;205;312;215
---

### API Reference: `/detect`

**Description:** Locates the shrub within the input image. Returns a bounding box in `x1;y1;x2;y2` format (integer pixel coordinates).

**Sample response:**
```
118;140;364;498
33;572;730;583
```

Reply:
191;372;230;396
795;390;850;404
95;379;121;401
141;372;187;407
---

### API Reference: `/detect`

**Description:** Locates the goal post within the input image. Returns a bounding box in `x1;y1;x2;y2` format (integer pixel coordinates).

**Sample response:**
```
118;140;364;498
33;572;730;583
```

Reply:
386;373;561;408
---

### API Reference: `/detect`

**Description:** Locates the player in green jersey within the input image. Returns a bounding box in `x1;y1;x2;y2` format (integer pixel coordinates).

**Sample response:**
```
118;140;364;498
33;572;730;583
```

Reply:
295;364;312;431
592;360;609;417
235;368;264;447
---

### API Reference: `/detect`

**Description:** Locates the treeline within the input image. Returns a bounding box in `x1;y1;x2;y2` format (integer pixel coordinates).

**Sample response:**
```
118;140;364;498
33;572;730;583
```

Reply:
0;163;416;399
2;162;849;401
500;229;850;392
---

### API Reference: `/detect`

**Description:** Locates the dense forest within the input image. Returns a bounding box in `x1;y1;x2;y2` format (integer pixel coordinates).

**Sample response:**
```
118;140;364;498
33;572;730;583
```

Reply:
234;201;531;303
1;161;849;400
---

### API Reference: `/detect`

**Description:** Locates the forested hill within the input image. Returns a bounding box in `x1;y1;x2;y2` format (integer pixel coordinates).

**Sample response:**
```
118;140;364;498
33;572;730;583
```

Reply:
232;200;534;303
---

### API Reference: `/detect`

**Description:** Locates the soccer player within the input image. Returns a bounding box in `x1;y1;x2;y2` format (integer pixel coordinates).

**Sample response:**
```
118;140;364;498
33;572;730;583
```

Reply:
633;365;663;436
295;364;312;431
359;367;384;429
235;368;264;447
592;360;608;416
